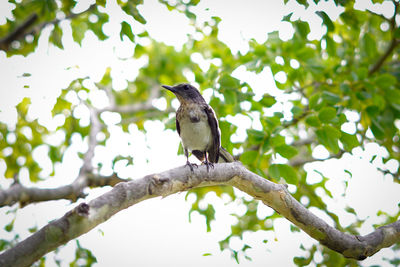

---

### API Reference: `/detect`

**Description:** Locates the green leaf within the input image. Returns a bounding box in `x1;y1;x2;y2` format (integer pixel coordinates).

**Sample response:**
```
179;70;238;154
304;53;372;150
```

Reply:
240;150;259;165
325;36;336;56
269;135;285;147
268;164;298;184
363;33;377;58
120;21;135;42
247;129;265;143
305;115;321;127
260;94;276;107
316;11;334;32
122;3;147;24
203;204;215;232
275;145;298;159
71;19;88;45
318;107;336;123
340;132;359;151
386;88;400;104
223;90;237;105
50;24;63;49
282;13;293;22
321;91;341;105
295;0;309;8
309;93;323;110
366;105;380;118
89;11;109;40
316;125;341;153
375;73;396;89
370;119;385;140
4;219;14;232
291;106;303;117
195;71;205;84
340;83;351;93
294;21;310;39
219;74;240;89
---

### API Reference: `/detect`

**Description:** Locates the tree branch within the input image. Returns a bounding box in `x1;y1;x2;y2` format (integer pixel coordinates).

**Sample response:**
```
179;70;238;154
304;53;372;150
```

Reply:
368;38;400;75
368;1;400;75
98;84;160;114
0;102;126;208
0;173;128;207
290;150;345;167
0;163;398;266
0;4;96;51
0;14;38;50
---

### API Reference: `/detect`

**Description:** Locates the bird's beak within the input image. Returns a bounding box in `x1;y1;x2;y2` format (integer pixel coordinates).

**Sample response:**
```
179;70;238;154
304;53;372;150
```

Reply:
162;85;176;93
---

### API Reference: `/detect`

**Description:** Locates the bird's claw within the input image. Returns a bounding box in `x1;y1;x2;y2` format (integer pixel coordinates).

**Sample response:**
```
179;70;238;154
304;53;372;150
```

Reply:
203;161;214;172
185;161;198;172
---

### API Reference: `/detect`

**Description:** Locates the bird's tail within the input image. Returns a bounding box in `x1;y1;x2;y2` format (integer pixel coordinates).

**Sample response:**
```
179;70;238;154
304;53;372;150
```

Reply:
218;147;235;163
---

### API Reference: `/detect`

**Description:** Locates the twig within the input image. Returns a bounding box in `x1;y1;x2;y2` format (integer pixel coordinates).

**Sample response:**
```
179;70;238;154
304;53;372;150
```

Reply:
368;1;400;75
290;150;344;167
99;84;161;114
369;38;400;75
0;14;38;50
118;108;174;125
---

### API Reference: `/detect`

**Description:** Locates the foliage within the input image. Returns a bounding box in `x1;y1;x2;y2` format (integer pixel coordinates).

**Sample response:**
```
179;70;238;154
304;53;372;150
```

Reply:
1;0;399;266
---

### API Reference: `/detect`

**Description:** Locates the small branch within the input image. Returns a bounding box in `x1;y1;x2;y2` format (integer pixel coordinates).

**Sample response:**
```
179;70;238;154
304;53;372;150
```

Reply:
0;163;398;266
118;108;174;125
368;38;400;75
99;84;161;114
0;4;96;51
0;13;38;50
368;1;400;75
291;136;315;146
26;4;97;38
290;150;344;167
87;173;129;188
366;10;390;22
101;102;155;113
376;167;400;181
80;105;101;174
0;173;129;207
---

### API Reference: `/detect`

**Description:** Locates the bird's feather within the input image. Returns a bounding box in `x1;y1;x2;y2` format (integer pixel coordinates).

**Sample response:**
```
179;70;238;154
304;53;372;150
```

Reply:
204;104;220;163
176;117;180;136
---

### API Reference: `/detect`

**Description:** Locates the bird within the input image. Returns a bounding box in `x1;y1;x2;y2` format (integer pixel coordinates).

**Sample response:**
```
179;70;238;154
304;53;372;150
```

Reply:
162;83;234;172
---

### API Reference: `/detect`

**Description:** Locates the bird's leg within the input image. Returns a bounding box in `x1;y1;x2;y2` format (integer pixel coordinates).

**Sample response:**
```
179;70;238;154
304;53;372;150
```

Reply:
184;148;197;172
203;152;214;172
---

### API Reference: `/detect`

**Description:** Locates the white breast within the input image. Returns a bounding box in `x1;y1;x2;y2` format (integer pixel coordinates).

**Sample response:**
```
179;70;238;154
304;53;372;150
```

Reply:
180;116;212;151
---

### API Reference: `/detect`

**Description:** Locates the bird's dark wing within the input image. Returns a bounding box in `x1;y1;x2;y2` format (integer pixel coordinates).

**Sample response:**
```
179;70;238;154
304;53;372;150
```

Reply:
176;117;180;136
204;104;220;163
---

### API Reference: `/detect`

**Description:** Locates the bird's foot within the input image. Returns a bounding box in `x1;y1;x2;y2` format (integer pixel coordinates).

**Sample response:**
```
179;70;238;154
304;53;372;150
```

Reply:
185;161;198;172
202;161;214;172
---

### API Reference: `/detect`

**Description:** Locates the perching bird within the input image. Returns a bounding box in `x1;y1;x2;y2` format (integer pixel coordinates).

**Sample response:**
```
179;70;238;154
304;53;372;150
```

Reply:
162;83;234;172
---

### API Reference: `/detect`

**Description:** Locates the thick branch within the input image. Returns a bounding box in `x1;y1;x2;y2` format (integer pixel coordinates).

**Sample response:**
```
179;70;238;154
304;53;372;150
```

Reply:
0;163;398;266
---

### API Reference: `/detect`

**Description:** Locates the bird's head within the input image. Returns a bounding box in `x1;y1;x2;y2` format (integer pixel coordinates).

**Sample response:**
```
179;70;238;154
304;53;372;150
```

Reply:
162;83;205;104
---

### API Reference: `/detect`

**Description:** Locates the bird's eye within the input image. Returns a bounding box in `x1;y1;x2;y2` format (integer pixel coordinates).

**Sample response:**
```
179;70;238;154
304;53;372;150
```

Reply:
183;84;189;90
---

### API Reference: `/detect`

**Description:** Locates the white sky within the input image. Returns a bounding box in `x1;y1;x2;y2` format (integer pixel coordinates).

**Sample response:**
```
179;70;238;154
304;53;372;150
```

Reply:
0;0;399;266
